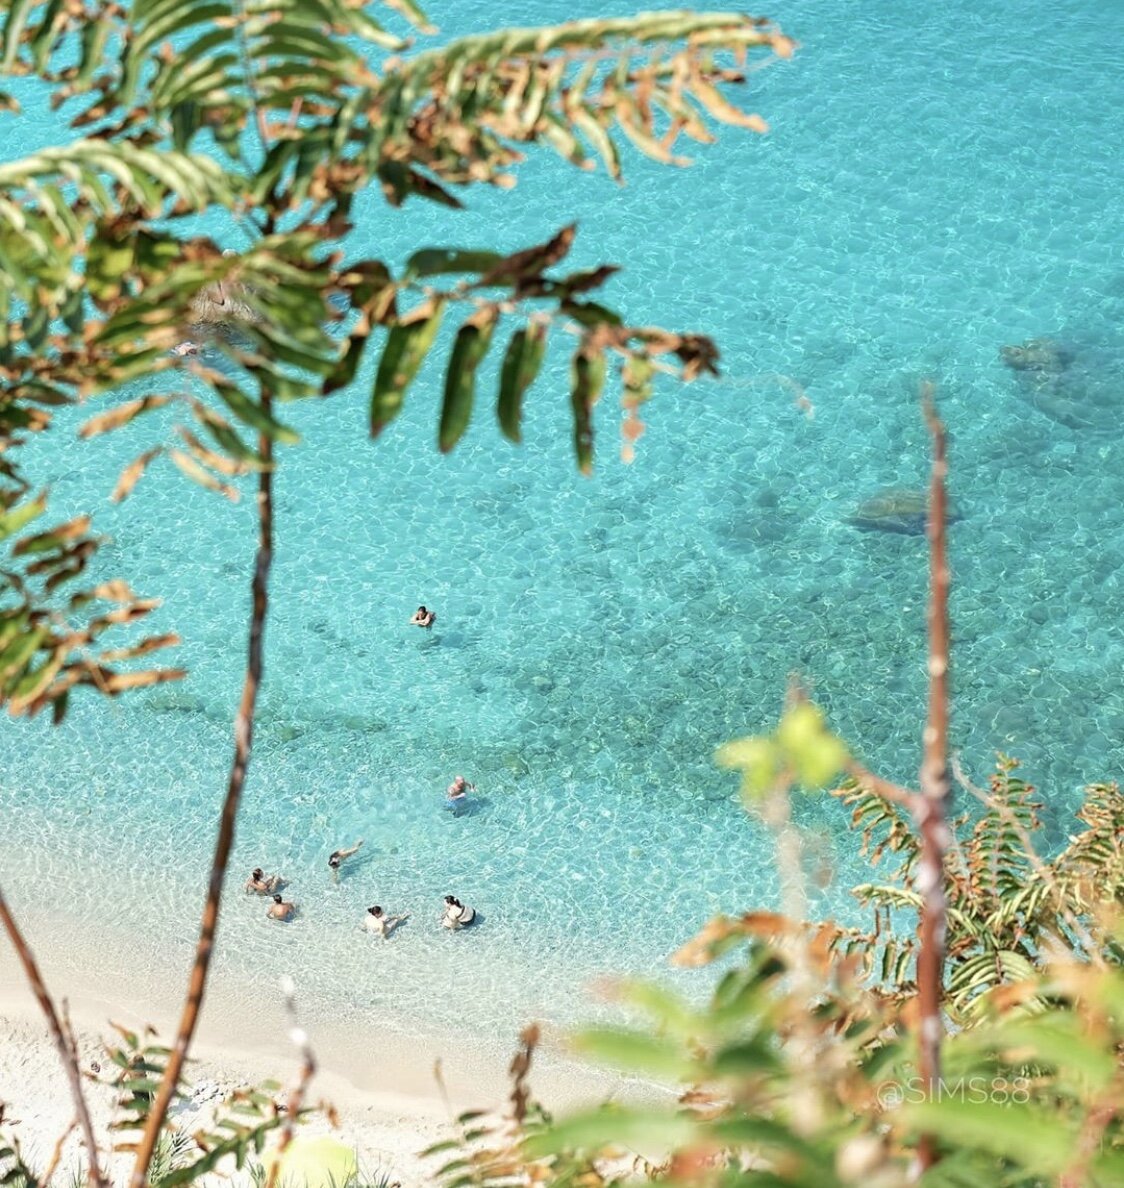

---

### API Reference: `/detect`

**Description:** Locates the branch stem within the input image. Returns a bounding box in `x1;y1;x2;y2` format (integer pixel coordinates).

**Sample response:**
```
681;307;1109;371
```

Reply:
914;389;950;1173
130;419;274;1188
0;891;105;1188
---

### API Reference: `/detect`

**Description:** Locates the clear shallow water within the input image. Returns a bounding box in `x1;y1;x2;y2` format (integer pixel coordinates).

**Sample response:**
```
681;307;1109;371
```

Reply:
3;0;1124;1039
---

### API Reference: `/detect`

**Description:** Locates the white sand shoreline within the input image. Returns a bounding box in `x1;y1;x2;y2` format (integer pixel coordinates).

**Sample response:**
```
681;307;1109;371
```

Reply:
0;948;661;1187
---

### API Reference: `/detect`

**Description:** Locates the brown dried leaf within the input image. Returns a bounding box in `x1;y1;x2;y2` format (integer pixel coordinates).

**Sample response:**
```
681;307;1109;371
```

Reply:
169;449;239;501
99;634;181;662
771;34;796;59
91;580;136;603
99;668;187;694
689;65;770;132
478;224;576;288
671;911;795;966
176;427;248;477
112;448;163;503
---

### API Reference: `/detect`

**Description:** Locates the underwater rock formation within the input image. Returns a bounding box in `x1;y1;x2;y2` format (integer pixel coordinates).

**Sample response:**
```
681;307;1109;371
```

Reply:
1000;337;1074;375
847;487;960;536
1000;337;1123;432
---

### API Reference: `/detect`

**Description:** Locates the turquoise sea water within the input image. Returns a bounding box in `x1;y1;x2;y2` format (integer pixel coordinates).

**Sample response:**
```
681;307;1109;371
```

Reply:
3;0;1124;1041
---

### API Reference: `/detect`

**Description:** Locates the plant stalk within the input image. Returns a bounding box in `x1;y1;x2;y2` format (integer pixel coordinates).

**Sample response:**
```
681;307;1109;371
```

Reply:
130;423;274;1188
0;890;107;1188
914;391;951;1172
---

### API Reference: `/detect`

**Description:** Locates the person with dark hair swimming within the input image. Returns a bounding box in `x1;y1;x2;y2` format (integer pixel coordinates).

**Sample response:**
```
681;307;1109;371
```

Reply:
362;905;409;939
328;839;364;883
410;606;436;628
441;895;477;930
244;867;283;894
266;894;296;922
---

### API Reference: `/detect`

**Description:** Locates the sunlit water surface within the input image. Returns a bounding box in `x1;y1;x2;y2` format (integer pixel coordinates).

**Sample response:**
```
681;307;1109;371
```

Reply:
3;0;1124;1041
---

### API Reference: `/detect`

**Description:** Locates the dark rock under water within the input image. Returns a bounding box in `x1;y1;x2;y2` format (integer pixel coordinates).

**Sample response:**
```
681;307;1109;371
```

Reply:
1000;337;1074;374
847;487;961;536
1000;337;1124;433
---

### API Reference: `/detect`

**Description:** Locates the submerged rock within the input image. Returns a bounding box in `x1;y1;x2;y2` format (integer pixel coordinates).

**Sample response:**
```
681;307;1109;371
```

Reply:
188;260;262;326
1015;376;1105;431
147;690;208;716
1000;337;1074;375
1002;337;1123;432
847;487;960;536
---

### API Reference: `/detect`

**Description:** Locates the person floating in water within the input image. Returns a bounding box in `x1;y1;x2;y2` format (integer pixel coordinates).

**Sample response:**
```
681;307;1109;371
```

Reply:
244;867;283;894
266;893;296;922
410;605;436;628
328;839;364;883
171;341;199;357
362;905;409;939
441;895;477;930
445;775;476;814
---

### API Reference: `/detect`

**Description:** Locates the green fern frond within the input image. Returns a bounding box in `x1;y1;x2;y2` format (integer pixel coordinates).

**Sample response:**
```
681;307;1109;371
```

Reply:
964;755;1042;910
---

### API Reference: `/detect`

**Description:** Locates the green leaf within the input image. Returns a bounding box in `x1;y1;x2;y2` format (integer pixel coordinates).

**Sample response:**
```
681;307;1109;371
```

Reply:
562;299;623;327
323;332;368;396
1;0;36;72
404;248;503;279
987;1017;1117;1090
569;344;605;475
370;299;445;438
439;308;497;453
0;493;46;542
711;1037;783;1077
715;735;781;800
776;702;848;789
0;627;47;687
526;1107;697;1159
497;324;547;444
574;1027;693;1080
613;979;699;1036
905;1100;1074;1176
213;383;299;445
708;1116;827;1160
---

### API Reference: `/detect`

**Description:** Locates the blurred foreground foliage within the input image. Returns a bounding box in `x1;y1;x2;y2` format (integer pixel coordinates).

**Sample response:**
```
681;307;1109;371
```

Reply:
424;734;1124;1188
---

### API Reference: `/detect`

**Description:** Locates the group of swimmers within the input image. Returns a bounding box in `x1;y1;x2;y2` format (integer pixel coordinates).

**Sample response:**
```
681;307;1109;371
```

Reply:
243;754;481;936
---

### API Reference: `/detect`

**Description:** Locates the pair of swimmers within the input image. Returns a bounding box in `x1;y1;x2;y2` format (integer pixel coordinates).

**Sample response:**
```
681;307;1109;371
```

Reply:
361;895;476;937
246;838;365;921
244;870;297;920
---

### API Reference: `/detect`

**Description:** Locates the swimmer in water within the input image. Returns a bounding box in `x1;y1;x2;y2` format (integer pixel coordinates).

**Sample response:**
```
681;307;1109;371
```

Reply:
266;894;296;922
245;867;283;894
410;606;436;628
441;895;477;930
445;775;475;813
328;839;364;883
361;905;409;939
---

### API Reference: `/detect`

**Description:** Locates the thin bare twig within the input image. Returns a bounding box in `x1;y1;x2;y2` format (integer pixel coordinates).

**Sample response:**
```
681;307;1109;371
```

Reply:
264;977;317;1188
41;1119;77;1186
913;388;951;1175
847;760;919;811
0;891;106;1188
131;419;275;1188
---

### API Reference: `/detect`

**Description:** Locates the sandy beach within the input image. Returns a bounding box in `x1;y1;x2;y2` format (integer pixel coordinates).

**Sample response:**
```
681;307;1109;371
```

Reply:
0;937;654;1187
